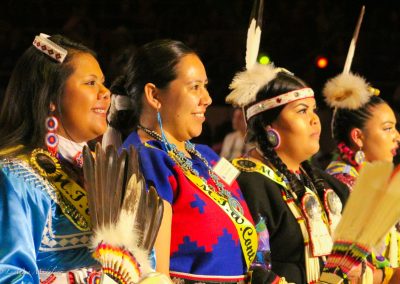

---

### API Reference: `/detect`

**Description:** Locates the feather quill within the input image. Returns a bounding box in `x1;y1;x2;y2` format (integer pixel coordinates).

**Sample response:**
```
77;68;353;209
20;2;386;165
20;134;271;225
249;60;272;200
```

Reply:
245;0;264;70
343;6;365;74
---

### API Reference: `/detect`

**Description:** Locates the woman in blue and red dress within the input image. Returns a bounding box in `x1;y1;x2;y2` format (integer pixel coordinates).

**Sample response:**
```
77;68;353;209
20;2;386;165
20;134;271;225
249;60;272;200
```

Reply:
106;39;257;283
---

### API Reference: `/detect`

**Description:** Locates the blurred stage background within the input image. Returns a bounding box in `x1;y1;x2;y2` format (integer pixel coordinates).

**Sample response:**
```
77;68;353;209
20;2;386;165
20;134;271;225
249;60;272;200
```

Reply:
0;0;399;161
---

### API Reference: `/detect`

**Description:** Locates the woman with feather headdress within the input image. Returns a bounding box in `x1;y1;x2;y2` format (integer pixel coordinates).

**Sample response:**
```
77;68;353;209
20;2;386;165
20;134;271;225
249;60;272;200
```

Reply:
227;63;356;284
324;72;400;283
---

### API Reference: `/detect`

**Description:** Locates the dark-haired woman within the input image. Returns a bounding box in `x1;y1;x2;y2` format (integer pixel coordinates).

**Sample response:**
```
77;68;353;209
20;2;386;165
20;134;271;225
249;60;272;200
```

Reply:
0;34;111;283
105;39;257;283
324;72;400;283
226;64;358;283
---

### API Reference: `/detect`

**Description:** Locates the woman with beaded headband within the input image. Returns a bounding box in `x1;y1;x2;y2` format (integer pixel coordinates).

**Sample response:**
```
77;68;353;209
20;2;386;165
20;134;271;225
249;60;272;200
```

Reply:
0;33;113;283
0;34;112;283
324;72;400;283
104;39;258;283
0;34;168;284
226;63;360;284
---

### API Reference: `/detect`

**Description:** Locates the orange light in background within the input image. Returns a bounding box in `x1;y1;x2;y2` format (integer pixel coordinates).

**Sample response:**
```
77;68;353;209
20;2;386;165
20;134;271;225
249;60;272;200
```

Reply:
316;56;328;69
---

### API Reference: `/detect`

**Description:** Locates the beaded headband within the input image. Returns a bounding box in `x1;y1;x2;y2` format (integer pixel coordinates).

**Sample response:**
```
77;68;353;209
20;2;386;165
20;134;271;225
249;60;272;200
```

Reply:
32;33;67;63
246;87;314;119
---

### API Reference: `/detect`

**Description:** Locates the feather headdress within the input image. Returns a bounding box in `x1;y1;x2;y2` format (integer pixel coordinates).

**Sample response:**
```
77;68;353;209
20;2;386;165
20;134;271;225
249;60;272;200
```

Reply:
245;0;264;70
226;0;312;118
323;72;372;110
226;0;269;108
323;6;374;111
226;63;276;107
83;144;168;284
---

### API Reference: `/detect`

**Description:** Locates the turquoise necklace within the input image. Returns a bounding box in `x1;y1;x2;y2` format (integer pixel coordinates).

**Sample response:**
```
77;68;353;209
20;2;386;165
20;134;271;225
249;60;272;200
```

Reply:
138;125;244;214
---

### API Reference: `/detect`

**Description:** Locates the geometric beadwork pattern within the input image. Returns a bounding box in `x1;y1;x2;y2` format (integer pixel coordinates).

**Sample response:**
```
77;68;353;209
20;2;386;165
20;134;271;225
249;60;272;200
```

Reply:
2;159;92;252
33;34;67;63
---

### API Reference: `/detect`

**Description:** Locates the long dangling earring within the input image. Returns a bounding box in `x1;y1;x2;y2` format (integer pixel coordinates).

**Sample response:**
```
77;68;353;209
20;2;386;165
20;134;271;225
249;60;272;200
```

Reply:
266;126;281;150
45;114;59;157
354;147;366;165
157;109;171;152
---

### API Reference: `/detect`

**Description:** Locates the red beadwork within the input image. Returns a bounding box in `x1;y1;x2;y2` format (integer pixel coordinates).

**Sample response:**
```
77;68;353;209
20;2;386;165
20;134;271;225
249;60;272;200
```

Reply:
45;116;59;156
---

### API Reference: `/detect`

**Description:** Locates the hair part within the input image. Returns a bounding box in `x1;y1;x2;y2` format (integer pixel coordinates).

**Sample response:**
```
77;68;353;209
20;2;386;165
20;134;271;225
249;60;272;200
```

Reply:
109;39;196;138
0;34;95;158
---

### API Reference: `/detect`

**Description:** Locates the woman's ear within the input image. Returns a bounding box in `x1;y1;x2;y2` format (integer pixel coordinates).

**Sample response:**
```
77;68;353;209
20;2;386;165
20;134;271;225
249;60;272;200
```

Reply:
144;83;161;110
350;128;364;148
49;102;56;112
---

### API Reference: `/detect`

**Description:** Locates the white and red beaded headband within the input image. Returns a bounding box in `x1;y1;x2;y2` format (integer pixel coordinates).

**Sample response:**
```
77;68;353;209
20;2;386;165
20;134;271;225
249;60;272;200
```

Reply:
32;33;67;63
246;87;314;119
226;63;314;120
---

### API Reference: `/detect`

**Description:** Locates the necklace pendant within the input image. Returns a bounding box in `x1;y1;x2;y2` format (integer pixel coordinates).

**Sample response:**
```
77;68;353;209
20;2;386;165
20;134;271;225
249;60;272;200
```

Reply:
228;196;244;215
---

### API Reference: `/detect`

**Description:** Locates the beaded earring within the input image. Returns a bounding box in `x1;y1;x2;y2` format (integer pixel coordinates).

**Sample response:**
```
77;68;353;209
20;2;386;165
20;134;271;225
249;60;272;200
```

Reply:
354;148;366;165
266;126;281;149
45;115;59;157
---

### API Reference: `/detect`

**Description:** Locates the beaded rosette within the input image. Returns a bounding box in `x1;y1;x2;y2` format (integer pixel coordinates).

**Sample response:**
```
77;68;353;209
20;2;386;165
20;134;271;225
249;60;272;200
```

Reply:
94;243;142;284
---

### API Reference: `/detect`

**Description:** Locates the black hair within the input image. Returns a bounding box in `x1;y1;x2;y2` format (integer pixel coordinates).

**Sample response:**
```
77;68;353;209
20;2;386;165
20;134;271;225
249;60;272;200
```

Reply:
247;71;323;197
332;95;386;146
0;34;95;158
109;39;196;138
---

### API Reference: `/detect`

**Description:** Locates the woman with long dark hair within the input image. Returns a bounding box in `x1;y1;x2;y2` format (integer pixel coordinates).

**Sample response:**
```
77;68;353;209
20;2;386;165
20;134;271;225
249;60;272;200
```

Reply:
0;33;111;283
105;39;258;283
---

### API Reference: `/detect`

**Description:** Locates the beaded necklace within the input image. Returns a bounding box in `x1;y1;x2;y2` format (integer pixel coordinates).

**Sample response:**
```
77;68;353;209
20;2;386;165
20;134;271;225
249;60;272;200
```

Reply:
138;125;244;214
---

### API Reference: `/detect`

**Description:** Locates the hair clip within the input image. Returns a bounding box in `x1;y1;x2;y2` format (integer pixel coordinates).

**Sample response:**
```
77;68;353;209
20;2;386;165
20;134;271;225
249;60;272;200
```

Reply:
32;33;67;63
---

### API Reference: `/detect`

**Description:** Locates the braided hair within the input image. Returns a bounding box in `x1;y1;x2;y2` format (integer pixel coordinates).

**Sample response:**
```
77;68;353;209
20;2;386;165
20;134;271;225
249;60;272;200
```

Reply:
246;71;325;197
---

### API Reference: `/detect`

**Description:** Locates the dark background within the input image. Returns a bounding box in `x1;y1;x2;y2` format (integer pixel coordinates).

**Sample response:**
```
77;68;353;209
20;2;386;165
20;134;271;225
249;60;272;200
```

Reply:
0;0;399;153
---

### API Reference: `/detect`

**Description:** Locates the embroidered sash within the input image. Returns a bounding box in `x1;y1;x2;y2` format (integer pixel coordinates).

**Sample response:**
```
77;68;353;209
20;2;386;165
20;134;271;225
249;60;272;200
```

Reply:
20;148;91;231
232;157;335;283
144;143;257;269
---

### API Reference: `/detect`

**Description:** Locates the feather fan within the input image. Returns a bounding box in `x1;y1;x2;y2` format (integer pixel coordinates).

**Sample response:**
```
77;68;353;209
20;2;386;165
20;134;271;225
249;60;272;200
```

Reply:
321;161;400;281
334;161;400;247
83;144;168;284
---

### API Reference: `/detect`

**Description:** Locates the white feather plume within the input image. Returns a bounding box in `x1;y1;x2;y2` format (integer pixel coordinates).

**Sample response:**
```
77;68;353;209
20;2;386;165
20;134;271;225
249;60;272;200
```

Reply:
323;72;372;110
226;63;277;107
246;18;262;70
90;219;152;276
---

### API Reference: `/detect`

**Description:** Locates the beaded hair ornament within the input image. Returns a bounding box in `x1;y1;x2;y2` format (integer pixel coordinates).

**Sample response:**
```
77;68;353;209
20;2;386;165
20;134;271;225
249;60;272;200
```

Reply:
227;63;314;121
32;33;67;63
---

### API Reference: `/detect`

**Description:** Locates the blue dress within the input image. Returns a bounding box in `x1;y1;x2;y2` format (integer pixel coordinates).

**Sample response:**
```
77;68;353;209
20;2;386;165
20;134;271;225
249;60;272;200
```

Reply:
0;156;96;283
